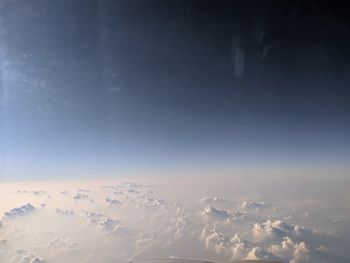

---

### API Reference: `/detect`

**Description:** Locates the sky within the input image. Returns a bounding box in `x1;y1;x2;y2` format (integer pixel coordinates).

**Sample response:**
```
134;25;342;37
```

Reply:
1;0;350;179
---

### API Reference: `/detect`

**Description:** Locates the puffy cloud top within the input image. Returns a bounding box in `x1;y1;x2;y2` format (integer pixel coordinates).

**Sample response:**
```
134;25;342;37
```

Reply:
201;206;244;220
7;249;47;263
54;208;74;216
242;201;270;209
253;219;300;241
105;198;122;207
73;193;93;202
3;203;35;219
17;190;46;195
200;197;225;203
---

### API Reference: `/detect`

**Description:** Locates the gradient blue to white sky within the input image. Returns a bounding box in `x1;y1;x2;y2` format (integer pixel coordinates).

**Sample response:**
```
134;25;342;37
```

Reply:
1;0;350;179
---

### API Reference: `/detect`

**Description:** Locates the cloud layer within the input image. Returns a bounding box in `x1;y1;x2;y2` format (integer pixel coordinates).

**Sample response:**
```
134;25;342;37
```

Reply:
0;176;349;263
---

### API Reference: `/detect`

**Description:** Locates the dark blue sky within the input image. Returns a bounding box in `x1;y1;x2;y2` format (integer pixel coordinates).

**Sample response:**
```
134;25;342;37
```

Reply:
1;0;350;179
